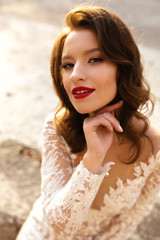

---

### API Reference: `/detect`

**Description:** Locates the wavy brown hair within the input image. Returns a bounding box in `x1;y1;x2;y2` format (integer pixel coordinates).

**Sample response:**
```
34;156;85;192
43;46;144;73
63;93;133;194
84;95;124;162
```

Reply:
50;5;154;163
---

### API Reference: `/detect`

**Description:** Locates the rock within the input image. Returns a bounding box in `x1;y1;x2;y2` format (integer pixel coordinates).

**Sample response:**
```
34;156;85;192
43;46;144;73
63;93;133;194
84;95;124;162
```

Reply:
0;139;41;240
0;212;23;240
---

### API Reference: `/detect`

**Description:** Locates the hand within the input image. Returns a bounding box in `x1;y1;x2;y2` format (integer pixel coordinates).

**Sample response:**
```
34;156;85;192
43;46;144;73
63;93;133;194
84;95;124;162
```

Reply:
82;101;123;173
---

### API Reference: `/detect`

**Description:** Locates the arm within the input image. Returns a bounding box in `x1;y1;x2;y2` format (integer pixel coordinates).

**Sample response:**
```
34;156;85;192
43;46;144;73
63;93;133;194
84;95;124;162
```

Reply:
41;113;113;238
41;102;123;238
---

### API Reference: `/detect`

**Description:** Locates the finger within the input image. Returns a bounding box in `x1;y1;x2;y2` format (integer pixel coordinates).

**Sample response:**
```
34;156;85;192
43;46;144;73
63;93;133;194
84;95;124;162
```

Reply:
92;112;123;133
92;115;114;132
110;110;115;117
102;112;123;132
96;101;123;115
84;115;113;133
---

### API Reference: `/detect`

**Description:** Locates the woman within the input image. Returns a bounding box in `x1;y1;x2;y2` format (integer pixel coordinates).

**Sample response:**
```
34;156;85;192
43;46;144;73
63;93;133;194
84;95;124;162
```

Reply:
16;5;160;240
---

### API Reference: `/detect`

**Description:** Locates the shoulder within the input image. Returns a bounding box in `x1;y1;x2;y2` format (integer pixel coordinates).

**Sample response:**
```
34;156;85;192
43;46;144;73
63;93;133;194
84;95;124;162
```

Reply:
42;112;70;148
43;108;66;130
42;113;71;153
42;112;57;138
145;124;160;156
44;112;55;126
132;117;160;156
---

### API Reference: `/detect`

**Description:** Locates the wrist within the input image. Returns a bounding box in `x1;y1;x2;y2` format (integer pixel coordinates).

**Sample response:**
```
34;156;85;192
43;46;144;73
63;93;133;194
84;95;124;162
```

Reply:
82;153;103;174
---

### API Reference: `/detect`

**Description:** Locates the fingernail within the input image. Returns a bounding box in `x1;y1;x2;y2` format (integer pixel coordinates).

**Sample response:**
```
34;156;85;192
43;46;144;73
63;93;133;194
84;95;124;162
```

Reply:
118;125;123;132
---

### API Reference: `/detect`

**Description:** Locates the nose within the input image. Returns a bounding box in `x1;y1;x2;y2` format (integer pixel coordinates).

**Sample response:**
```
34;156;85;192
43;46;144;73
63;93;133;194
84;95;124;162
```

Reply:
70;63;86;82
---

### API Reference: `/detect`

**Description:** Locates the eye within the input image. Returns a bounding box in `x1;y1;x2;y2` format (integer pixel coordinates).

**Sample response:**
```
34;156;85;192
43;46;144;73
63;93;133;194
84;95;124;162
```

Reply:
89;57;104;63
61;63;74;69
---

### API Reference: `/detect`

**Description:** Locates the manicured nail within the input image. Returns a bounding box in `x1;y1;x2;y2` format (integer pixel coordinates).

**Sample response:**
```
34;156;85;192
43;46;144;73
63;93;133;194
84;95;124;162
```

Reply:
118;125;123;132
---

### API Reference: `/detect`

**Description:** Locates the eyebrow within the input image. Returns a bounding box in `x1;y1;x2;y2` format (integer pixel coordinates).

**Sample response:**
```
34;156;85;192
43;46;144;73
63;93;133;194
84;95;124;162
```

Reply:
61;48;100;61
84;47;100;55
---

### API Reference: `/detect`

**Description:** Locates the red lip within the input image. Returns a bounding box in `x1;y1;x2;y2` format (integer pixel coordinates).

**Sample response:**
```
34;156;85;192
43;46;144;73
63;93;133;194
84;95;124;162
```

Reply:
72;86;95;99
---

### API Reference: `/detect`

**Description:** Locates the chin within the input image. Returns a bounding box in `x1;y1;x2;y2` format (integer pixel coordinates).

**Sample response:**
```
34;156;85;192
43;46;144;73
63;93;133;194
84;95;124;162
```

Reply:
74;106;99;115
73;107;90;115
76;109;90;115
73;100;115;115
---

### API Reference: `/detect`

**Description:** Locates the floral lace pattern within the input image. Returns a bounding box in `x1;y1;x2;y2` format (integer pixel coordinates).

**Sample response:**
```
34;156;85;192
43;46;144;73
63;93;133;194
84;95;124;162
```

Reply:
16;113;160;240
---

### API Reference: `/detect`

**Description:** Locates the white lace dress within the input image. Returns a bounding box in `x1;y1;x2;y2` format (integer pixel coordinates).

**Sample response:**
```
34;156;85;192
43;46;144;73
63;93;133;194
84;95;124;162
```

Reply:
16;113;160;240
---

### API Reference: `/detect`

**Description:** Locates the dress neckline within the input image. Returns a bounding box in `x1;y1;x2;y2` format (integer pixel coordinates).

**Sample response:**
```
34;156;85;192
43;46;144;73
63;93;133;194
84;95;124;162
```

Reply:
94;150;160;211
71;150;160;212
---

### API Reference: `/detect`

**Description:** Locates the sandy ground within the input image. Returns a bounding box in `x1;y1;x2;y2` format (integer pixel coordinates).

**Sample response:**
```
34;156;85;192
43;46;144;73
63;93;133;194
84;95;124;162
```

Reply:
0;0;160;149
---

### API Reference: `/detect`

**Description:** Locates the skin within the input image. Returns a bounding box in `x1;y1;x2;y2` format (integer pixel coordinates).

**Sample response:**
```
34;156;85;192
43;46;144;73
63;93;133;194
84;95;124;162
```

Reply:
61;29;118;115
60;29;160;210
61;29;123;173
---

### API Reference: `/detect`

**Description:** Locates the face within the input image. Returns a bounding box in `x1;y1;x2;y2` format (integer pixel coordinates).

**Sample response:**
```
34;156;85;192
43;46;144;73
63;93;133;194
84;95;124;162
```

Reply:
61;29;118;115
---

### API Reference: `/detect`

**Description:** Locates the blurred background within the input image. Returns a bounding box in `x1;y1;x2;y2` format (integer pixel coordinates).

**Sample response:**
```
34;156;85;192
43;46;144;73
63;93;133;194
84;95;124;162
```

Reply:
0;1;160;239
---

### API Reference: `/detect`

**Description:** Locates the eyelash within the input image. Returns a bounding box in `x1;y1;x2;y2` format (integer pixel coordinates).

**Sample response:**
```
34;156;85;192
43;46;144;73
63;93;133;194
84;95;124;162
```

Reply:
89;57;104;63
61;63;74;69
61;57;104;69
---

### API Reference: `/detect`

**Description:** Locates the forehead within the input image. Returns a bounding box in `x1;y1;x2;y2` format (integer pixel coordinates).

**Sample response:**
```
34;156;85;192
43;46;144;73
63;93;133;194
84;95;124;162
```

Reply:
62;29;99;54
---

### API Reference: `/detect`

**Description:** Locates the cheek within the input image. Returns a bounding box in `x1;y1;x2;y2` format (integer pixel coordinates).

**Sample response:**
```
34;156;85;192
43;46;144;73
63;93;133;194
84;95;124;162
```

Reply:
61;71;66;88
101;70;118;96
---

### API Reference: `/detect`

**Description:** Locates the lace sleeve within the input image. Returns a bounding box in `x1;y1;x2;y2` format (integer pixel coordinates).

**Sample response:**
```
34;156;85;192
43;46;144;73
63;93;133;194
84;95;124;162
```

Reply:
100;151;160;240
41;113;113;238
